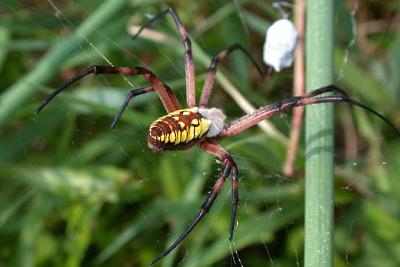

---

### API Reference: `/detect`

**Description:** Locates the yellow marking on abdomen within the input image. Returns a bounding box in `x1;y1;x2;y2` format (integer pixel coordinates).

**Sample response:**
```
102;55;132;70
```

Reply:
178;121;186;129
180;130;187;142
194;126;202;138
174;131;181;144
200;118;211;136
187;126;195;142
169;131;176;143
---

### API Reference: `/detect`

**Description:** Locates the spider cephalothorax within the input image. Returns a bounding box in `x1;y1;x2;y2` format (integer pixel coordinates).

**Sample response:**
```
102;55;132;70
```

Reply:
36;7;400;266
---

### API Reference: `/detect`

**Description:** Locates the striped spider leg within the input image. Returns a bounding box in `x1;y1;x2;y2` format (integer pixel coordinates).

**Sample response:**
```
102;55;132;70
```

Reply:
132;7;196;107
149;140;238;265
36;66;178;115
218;85;400;138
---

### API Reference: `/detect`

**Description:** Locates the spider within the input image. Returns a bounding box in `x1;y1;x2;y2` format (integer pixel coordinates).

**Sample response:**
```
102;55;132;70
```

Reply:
36;7;400;266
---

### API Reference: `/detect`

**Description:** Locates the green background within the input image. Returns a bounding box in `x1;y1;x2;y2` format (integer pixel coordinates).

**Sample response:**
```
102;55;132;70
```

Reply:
0;1;400;266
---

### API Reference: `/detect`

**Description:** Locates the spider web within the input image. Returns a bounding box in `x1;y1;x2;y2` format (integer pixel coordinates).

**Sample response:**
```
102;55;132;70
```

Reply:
0;1;399;267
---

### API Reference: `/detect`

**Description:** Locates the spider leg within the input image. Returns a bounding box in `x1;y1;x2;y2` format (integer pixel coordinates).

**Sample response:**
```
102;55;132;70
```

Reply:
200;141;239;241
110;84;180;129
302;84;348;98
132;7;196;107
199;43;263;106
230;159;239;240
36;65;179;115
218;86;400;138
149;141;237;266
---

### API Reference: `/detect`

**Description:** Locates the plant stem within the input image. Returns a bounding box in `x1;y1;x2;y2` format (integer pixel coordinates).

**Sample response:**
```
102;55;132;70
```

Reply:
283;0;305;176
304;1;335;267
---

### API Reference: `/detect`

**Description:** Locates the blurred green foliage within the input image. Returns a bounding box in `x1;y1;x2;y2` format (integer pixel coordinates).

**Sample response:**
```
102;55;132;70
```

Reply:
0;0;399;266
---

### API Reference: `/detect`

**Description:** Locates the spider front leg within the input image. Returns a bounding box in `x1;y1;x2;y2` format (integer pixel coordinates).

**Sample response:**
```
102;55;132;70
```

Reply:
199;43;263;106
110;84;180;128
36;65;180;118
132;7;196;107
150;141;238;266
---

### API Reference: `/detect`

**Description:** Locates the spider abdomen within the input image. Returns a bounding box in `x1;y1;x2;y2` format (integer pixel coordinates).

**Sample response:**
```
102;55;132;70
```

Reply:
148;107;211;152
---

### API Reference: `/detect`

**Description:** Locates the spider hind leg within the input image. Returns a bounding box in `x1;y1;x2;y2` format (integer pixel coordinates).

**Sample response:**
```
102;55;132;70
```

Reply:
149;141;238;266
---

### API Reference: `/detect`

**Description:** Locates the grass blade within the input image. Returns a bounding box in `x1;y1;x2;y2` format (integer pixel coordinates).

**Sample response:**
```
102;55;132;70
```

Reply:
0;0;130;128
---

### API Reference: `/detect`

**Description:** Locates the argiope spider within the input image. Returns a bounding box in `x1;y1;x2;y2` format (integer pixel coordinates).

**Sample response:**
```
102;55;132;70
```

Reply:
36;7;400;266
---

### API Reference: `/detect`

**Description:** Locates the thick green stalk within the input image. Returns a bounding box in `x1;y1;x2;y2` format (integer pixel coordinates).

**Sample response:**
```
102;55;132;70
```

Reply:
0;0;130;128
304;1;334;267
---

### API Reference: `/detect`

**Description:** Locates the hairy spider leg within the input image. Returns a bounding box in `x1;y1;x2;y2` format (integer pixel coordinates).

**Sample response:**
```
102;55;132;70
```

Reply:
36;65;179;116
110;84;180;129
150;141;237;266
301;84;349;98
199;43;263;106
219;86;400;138
201;141;239;241
283;85;347;175
132;7;196;107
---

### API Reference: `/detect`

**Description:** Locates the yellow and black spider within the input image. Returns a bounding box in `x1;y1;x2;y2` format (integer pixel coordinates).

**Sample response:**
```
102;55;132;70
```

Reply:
36;7;400;266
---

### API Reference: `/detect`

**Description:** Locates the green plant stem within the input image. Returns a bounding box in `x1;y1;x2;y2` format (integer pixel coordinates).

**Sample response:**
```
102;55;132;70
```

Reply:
304;1;335;267
0;0;130;128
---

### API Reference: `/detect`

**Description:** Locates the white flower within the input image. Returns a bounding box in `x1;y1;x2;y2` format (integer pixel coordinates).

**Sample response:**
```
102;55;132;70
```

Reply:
263;19;298;72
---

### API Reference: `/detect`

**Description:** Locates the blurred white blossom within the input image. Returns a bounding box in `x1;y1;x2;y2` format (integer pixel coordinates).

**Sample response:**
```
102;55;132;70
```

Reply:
263;19;298;72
